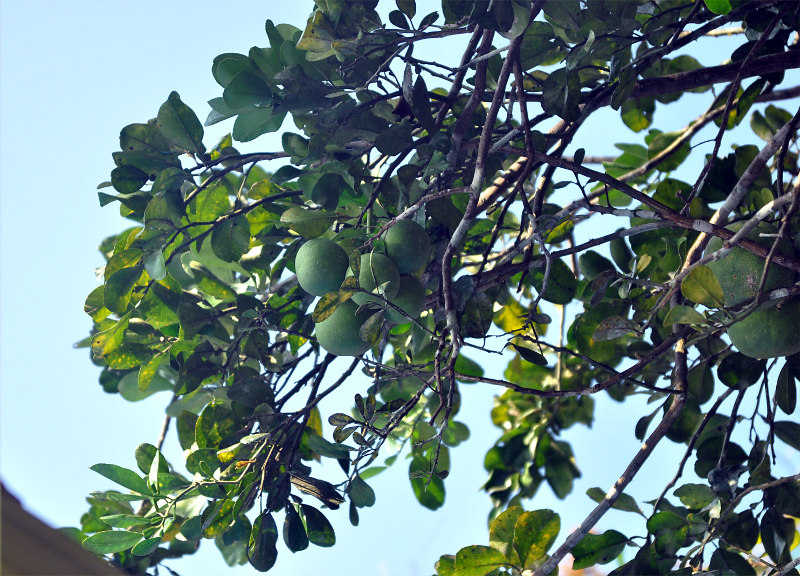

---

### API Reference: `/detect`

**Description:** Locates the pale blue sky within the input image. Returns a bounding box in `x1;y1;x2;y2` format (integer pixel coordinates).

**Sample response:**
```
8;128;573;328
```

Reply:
2;2;796;576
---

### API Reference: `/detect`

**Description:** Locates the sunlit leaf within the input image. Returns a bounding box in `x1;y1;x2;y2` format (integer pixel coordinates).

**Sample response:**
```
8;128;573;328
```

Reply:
83;530;144;554
681;265;724;308
157;91;205;155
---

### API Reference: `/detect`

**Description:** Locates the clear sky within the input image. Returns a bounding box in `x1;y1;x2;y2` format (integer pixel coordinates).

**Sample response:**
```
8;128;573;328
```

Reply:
2;2;797;576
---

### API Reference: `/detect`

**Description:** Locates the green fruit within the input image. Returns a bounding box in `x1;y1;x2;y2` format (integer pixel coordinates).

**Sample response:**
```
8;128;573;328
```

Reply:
705;222;800;359
706;222;795;306
728;297;800;359
314;300;372;356
295;238;349;296
383;219;431;274
352;252;400;306
387;275;425;324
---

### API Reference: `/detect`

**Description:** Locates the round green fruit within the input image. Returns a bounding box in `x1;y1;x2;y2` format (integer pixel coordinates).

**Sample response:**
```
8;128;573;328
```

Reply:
383;219;431;274
314;300;372;356
386;275;425;324
728;297;800;359
295;238;349;296
352;252;400;306
706;222;795;306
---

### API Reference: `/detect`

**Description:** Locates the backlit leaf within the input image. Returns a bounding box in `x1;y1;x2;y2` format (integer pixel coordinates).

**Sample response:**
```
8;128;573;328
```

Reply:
513;509;560;567
157;91;205;155
681;265;724;308
454;545;507;576
90;463;152;496
248;511;278;572
83;530;144;554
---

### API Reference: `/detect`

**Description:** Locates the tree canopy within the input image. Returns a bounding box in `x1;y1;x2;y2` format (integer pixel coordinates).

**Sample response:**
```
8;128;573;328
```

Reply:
74;0;800;574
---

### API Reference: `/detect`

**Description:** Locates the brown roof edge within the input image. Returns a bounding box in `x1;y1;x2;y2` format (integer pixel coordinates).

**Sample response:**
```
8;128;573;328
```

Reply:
2;482;124;575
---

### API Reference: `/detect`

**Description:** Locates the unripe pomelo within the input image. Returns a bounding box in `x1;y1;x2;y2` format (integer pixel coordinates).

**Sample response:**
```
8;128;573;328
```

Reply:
295;238;349;296
387;275;425;324
706;222;795;306
705;221;800;359
352;252;400;306
384;219;431;274
315;299;372;356
728;297;800;359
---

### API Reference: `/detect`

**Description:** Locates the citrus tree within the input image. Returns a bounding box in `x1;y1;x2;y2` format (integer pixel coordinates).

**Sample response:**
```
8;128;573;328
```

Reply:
74;0;800;574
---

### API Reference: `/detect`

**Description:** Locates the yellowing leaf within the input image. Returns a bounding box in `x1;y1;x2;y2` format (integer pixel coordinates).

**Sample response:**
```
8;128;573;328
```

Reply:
681;265;724;308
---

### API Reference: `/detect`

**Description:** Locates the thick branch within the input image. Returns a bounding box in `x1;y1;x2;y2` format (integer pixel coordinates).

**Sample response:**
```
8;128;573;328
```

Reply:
534;339;689;575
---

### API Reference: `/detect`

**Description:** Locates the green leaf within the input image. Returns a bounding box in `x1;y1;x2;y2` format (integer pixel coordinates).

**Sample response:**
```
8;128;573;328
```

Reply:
347;475;376;508
91;312;132;357
435;554;456;576
358;310;384;346
212;53;253;88
513;509;560;567
593;316;639;342
301;505;335;547
489;506;523;563
156;91;205;155
223;71;272;110
761;508;794;564
310;172;350;211
709;547;755;576
282;133;309;162
111;165;148;194
586;487;643;515
90;463;152;496
131;536;161;556
774;421;800;452
647;130;691;172
510;344;548;366
296;10;336;55
541;68;580;122
195;403;237;450
104;264;143;314
703;0;731;14
454;545;507;576
751;110;774;141
396;0;416;18
232;108;286;142
620;98;654;132
454;354;484;379
674;483;715;509
83;530;144;554
99;514;150;528
119;122;170;154
571;530;627;569
281;206;336;239
305;433;350;459
248;511;278;572
283;504;309;552
777;362;797;414
497;0;532;39
663;305;708;326
143;250;166;281
188;184;229;222
718;353;765;389
211;215;250;262
409;456;445;510
681;265;724;308
530;258;577;304
375;121;413;156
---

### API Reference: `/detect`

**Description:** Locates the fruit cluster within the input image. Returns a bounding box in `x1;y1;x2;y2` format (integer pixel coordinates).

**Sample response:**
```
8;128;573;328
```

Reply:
706;222;800;359
294;219;432;356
